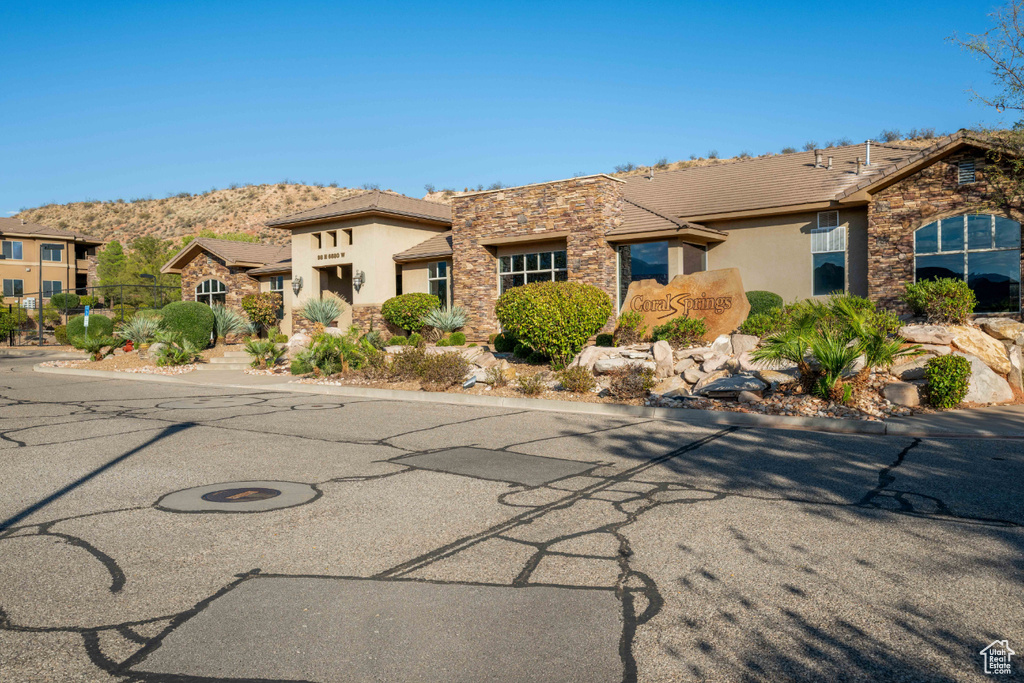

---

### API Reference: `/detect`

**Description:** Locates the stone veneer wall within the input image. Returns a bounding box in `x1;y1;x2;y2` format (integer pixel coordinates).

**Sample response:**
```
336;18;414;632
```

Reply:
451;176;624;338
352;304;392;334
180;252;260;310
867;147;1024;314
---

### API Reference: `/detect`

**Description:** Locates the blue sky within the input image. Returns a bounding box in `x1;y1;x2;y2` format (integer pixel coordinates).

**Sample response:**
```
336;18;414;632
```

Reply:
0;1;1009;214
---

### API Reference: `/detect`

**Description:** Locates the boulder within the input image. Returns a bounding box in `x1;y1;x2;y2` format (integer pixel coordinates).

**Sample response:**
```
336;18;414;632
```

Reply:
384;345;407;354
288;332;312;350
981;317;1024;342
474;351;499;368
916;343;951;356
652;375;686;396
465;368;490;384
950;326;1011;375
620;268;751;341
112;347;125;356
954;352;1014;404
692;369;731;394
842;355;866;378
426;346;462;356
1006;344;1023;392
593;357;656;375
730;334;760;357
623;351;653;360
148;342;167;358
899;325;956;345
674;357;695;374
725;358;741;374
683;367;707;384
676;346;712;360
702;355;728;373
322;327;345;337
459;347;485;363
696;374;767;398
570;345;615;372
889;353;935;381
651;340;674;379
739;351;795;373
755;368;800;389
710;334;733;357
882;381;920;407
737;390;763;403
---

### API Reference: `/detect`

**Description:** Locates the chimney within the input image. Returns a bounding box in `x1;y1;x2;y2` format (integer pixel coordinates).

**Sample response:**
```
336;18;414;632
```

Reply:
827;156;833;170
865;140;871;166
814;150;823;168
856;157;862;175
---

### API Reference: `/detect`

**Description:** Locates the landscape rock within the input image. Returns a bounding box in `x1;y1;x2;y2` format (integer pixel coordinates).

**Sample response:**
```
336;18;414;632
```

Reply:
651;340;674;379
710;334;733;357
623;351;653;360
899;325;956;345
702;355;728;373
950;326;1011;375
916;343;951;356
692;369;732;394
683;367;707;384
980;317;1024;342
882;381;920;407
730;334;760;357
842;355;866;378
755;368;799;388
725;358;741;374
696;374;767;398
570;346;615;372
739;351;796;373
1006;344;1023;391
652;375;686;396
737;390;763;403
459;347;484;363
287;332;311;350
593;357;656;375
473;351;498;368
954;352;1014;404
889;354;935;381
673;357;695;374
148;342;167;358
676;346;712;360
112;347;125;356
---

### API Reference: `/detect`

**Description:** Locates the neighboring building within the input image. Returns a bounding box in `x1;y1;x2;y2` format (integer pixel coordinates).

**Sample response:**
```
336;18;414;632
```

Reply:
170;130;1023;339
0;217;102;302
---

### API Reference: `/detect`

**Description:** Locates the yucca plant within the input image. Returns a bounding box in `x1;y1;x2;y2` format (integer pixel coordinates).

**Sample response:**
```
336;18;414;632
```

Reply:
420;305;468;334
299;297;345;327
210;304;250;342
115;315;161;346
245;338;285;368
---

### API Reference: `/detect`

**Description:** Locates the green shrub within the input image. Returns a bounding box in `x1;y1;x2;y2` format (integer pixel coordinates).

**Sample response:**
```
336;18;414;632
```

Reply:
386;335;408;347
652;316;707;348
739;310;786;337
49;293;80;310
557;366;596;393
595;333;614;347
67;313;115;340
516;373;546;396
526;350;548;365
361;349;393;380
495;281;612;365
241;292;282;332
79;295;99;308
493;332;516;353
903;278;976;323
448;331;466;346
924;355;971;409
608;365;656;399
305;329;372;375
245;338;285;368
382;293;440;332
436;337;451;347
745;291;783;316
407;332;424;348
420;352;470;390
613;310;647;345
153;332;200;366
290;350;313;375
274;333;289;343
160;301;214;349
513;342;531;359
54;324;68;345
362;329;387;350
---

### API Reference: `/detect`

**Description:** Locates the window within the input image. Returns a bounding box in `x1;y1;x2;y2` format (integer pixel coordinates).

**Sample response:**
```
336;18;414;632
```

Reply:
195;279;227;305
958;160;976;185
617;241;669;306
40;243;64;262
3;279;24;297
43;281;62;298
1;240;23;260
915;214;1021;312
269;276;285;318
327;231;338;248
498;250;568;294
428;261;449;307
313;233;322;249
811;214;846;295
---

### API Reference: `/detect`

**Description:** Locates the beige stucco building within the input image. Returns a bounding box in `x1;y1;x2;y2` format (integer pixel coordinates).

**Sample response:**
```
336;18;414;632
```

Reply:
0;217;102;302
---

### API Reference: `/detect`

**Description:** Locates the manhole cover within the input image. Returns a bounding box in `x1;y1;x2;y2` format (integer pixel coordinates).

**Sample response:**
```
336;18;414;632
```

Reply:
201;487;282;503
157;481;319;514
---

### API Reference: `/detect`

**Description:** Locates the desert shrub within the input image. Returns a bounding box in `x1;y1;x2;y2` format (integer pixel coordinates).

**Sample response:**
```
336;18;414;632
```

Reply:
595;333;614;347
54;324;68;345
49;293;80;310
160;301;215;349
420;305;468;334
902;278;976;324
613;310;648;345
493;332;516;352
386;335;408;346
485;365;509;387
608;365;656;399
153;332;200;366
390;346;428;379
274;333;289;343
513;342;531;359
245;338;285;368
67;313;115;339
652;316;707;348
361;349;393;380
40;303;62;327
526;350;548;365
407;332;424;348
924;355;971;409
241;292;282;332
298;297;344;327
70;335;120;360
362;329;388;350
448;331;466;346
382;293;440;332
738;309;789;337
745;291;783;316
79;295;99;308
495;281;612;365
516;373;546;396
436;337;451;347
210;304;249;342
306;329;372;375
420;352;470;390
558;366;596;393
116;314;161;345
290;350;314;375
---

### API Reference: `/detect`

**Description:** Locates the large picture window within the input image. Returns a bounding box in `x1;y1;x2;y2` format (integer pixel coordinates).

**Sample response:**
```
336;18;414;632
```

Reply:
43;281;62;298
428;261;449;307
499;250;567;294
195;279;227;305
915;214;1021;313
811;213;846;296
3;279;24;297
1;240;22;260
40;243;64;262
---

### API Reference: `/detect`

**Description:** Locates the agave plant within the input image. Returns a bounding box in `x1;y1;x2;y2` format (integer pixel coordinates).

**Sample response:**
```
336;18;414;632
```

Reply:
299;297;345;327
420;305;468;334
115;315;161;346
210;304;250;342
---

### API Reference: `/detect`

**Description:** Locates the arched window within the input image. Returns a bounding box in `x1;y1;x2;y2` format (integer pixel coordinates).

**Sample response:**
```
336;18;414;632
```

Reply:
914;214;1021;313
195;279;227;306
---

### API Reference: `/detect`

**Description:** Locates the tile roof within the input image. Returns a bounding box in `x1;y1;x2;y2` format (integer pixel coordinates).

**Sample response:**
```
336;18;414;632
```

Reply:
608;198;725;239
162;237;290;273
247;259;292;275
266;190;451;227
0;217;101;243
393;231;453;263
622;141;925;219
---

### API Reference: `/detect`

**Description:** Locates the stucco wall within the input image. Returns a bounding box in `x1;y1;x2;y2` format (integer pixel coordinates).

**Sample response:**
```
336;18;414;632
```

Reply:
0;235;83;299
257;275;293;335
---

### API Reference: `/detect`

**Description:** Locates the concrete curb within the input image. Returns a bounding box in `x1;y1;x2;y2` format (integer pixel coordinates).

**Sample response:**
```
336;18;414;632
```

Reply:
30;364;1024;438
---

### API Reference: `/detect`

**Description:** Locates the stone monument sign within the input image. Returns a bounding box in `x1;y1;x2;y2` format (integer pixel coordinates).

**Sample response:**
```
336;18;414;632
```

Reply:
622;268;750;341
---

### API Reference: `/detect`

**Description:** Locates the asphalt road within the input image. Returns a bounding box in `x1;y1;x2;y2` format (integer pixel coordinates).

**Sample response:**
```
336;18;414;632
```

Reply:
0;354;1021;682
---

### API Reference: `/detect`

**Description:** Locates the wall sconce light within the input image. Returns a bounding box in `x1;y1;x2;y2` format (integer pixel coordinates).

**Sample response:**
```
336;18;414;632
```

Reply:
291;276;303;295
353;269;365;291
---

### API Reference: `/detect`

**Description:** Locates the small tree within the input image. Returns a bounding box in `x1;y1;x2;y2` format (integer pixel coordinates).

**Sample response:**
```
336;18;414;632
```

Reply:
241;292;283;334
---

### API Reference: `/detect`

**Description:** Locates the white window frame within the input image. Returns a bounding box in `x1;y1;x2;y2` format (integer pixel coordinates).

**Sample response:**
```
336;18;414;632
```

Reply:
498;250;568;294
42;280;62;298
3;279;24;297
269;276;285;318
958;160;976;185
811;213;846;295
195;279;227;305
1;240;23;260
428;261;450;306
40;243;64;262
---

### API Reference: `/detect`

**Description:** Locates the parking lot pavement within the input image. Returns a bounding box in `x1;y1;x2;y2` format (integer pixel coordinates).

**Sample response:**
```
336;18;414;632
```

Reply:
1;356;1021;682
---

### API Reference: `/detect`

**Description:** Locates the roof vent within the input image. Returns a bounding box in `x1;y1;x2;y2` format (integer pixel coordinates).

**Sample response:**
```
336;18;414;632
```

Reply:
827;156;833;170
856;157;862;175
865;140;871;166
814;150;823;168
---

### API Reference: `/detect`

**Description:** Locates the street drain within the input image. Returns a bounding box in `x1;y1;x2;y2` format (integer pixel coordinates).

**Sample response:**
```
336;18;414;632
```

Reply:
157;481;319;514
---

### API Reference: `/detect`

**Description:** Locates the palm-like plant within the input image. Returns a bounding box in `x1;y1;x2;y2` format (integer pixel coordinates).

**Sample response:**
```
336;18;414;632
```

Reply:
299;297;345;327
153;331;201;366
750;305;821;389
210;304;250;342
833;296;922;382
420;305;468;334
245;338;285;368
807;333;862;400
